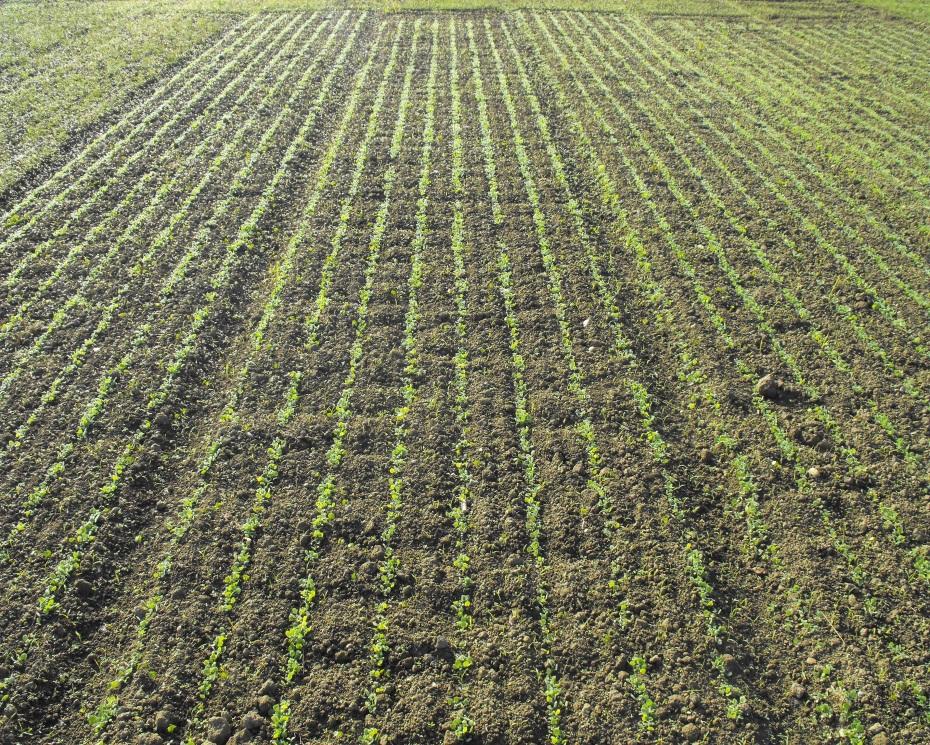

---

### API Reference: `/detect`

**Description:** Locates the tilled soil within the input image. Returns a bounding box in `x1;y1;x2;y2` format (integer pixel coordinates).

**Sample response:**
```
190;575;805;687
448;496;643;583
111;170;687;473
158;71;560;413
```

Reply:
0;6;928;745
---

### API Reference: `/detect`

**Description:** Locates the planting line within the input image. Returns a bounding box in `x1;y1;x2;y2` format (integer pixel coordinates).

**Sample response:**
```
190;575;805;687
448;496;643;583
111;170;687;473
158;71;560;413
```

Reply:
680;26;930;284
0;16;373;717
573;14;930;463
559;9;930;615
530;11;929;730
266;20;422;745
182;18;402;738
496;17;755;728
0;16;304;405
515;12;896;736
78;14;374;742
707;18;930;270
794;17;930;79
558;11;930;547
717;1;930;150
622;18;930;301
442;18;476;741
359;20;436;745
764;22;930;150
464;20;567;741
481;16;620;739
679;19;930;225
610;15;930;360
0;13;339;553
805;23;930;92
0;16;318;476
613;17;930;481
0;12;302;326
0;13;263;254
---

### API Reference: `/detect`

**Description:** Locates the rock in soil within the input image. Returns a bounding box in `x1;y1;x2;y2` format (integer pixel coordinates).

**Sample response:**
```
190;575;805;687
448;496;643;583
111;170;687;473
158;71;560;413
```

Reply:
434;635;454;660
206;715;232;744
257;678;278;698
75;578;93;598
154;710;177;735
241;710;263;733
257;695;275;716
755;373;785;400
681;723;701;742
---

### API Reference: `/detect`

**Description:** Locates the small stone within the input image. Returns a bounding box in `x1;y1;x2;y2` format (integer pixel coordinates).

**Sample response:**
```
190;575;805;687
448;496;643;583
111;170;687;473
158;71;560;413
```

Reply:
790;682;807;700
871;734;889;745
241;711;263;733
572;461;584;475
868;723;885;735
369;545;385;562
719;653;737;675
806;656;817;665
681;723;701;742
807;467;823;480
755;374;784;401
434;636;454;660
136;735;164;745
75;578;93;598
257;695;275;716
206;715;232;744
152;412;171;432
154;710;177;735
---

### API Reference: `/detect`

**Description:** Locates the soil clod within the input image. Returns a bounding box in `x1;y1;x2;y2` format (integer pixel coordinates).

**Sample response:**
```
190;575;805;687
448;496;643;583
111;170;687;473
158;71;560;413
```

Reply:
205;715;232;744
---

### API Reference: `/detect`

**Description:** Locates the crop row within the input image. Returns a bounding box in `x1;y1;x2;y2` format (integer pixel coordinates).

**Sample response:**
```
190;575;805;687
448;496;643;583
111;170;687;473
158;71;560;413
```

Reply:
523;10;929;735
265;19;422;744
359;24;438;745
567;11;930;585
0;13;324;489
444;19;477;740
663;18;930;244
544;12;930;616
79;13;368;741
568;13;930;516
0;12;373;729
0;14;262;256
0;12;337;577
0;13;301;344
497;15;755;727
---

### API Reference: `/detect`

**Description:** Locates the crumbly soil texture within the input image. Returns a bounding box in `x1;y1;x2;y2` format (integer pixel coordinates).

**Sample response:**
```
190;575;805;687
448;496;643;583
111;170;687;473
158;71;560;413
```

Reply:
0;6;929;745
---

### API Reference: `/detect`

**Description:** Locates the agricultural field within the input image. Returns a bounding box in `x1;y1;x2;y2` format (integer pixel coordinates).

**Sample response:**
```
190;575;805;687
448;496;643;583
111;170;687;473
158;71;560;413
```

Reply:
1;2;929;744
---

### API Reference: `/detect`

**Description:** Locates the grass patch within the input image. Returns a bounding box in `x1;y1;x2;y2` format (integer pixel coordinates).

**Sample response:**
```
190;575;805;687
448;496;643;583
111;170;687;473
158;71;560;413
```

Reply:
0;1;231;192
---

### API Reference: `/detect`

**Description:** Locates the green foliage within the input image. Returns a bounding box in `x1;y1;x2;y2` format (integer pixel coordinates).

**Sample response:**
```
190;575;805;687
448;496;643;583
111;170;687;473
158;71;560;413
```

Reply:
0;1;228;191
